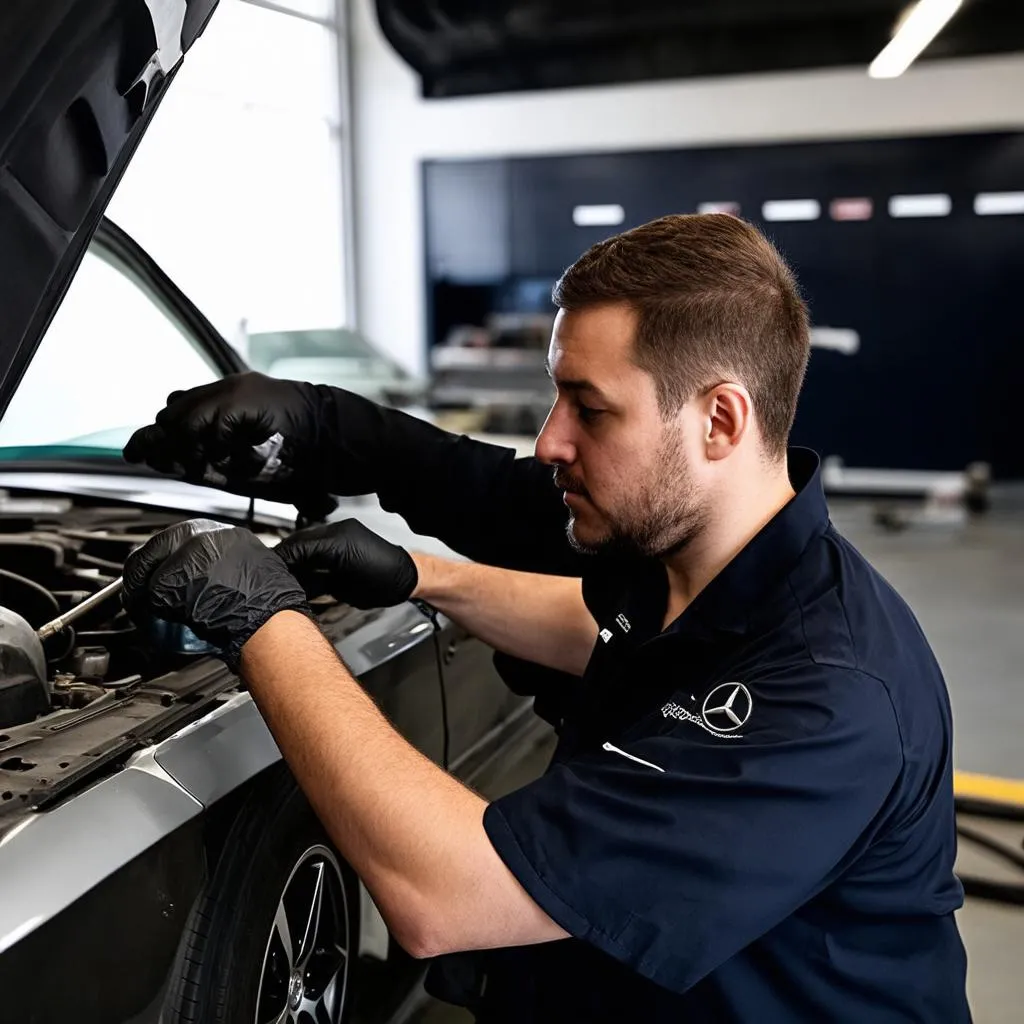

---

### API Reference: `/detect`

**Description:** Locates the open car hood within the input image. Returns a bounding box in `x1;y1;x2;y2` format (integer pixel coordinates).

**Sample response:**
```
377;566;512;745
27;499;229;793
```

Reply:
0;0;219;422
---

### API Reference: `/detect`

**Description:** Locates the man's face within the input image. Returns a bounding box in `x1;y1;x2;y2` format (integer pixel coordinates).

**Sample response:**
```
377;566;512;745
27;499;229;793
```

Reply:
535;303;709;558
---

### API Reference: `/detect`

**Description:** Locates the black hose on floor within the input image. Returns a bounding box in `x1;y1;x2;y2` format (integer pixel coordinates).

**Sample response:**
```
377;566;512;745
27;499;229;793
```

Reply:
955;795;1024;906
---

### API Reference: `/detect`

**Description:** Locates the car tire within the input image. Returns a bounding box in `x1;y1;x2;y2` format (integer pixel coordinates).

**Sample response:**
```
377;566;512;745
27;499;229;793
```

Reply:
168;764;359;1024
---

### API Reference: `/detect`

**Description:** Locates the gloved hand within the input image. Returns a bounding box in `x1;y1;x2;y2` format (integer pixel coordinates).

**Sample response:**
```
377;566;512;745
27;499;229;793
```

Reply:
123;373;338;520
123;518;312;672
275;519;418;610
122;372;447;520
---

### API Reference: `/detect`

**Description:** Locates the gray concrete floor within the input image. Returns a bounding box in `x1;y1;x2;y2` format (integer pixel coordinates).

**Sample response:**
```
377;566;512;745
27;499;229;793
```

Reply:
410;495;1024;1023
829;496;1024;780
833;497;1024;1024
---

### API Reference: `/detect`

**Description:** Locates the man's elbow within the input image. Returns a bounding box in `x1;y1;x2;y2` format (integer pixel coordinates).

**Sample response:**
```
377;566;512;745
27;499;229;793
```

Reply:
400;929;452;961
385;891;567;959
387;905;463;960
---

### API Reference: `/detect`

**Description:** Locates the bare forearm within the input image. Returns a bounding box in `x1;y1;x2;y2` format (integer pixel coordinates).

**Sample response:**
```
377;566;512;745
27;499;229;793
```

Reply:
411;554;596;676
240;611;566;957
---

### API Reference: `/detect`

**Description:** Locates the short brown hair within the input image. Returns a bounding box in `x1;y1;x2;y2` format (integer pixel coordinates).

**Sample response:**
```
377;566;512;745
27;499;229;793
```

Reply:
552;213;810;459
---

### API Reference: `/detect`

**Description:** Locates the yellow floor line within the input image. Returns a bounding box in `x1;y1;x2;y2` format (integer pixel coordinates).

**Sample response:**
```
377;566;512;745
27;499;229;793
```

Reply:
954;770;1024;808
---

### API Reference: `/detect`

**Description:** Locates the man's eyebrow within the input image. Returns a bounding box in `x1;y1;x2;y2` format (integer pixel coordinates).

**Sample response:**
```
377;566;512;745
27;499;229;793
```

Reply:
544;361;612;403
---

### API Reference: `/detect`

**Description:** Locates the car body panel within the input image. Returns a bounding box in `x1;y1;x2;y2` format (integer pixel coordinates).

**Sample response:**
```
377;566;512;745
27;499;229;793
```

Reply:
151;691;292;808
0;816;208;1023
0;749;202;956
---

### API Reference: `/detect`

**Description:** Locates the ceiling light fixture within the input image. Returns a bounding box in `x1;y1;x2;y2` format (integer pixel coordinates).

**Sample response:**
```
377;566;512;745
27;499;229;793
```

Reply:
868;0;963;79
572;204;625;227
762;199;821;222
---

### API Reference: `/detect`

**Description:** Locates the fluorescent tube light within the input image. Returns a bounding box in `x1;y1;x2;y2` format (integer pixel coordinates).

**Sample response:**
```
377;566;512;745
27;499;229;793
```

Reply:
974;192;1024;216
868;0;962;79
762;199;821;222
889;194;951;218
572;204;625;227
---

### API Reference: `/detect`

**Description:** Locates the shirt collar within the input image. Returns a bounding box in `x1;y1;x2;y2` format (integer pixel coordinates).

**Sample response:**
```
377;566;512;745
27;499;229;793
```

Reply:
665;447;829;639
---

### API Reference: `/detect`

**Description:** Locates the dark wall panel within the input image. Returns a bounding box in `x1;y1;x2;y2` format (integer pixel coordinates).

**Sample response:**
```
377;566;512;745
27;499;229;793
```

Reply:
424;131;1024;477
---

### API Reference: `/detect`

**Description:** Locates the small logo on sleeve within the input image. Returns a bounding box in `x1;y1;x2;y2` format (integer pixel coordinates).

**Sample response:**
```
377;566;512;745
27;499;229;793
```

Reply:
615;613;632;633
599;628;614;643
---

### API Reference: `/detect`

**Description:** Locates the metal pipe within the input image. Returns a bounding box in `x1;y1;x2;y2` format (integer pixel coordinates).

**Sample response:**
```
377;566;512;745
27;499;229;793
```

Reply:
36;578;124;640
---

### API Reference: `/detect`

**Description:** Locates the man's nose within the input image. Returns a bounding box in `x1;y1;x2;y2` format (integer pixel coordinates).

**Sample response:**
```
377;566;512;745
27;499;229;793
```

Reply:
534;401;576;466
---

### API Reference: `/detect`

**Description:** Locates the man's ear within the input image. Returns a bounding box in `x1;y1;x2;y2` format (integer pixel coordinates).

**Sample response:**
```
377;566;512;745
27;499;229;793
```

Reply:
703;383;752;461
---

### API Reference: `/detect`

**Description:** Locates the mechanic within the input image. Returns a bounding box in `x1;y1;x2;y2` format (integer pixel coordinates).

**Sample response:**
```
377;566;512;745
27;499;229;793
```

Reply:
122;213;970;1023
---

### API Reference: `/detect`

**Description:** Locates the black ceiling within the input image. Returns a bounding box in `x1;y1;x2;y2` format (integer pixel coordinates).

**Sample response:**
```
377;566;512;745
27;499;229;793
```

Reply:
375;0;1024;98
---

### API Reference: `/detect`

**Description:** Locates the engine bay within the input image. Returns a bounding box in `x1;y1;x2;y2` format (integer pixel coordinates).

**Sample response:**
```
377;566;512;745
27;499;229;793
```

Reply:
0;492;285;731
0;487;389;825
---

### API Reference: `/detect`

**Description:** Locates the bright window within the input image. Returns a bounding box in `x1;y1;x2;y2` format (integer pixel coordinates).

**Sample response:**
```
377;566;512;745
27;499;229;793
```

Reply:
108;0;345;349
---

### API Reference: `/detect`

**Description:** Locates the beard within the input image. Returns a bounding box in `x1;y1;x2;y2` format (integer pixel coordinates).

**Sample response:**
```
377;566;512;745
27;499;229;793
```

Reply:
556;427;708;560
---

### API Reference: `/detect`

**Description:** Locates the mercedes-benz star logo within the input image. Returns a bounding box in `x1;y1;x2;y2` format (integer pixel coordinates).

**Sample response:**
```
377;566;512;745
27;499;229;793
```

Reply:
701;683;752;732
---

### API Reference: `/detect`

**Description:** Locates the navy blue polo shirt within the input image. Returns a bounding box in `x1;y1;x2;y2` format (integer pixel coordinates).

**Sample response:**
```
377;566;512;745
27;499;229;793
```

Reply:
463;449;969;1022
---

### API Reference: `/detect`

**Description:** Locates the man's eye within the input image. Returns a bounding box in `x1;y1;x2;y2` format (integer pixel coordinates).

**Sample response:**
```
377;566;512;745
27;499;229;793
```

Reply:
577;404;604;424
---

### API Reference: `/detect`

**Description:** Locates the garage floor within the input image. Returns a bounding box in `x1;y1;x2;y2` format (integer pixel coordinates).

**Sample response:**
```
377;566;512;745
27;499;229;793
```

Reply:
404;491;1024;1024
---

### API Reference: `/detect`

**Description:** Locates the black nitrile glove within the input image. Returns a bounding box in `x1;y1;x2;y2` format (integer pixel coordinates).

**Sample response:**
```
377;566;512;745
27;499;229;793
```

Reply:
275;519;418;610
123;518;312;672
122;372;582;577
122;372;452;520
123;373;337;521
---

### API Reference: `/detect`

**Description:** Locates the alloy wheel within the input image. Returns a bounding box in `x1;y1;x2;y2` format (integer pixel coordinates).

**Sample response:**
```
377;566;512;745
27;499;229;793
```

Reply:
255;844;350;1024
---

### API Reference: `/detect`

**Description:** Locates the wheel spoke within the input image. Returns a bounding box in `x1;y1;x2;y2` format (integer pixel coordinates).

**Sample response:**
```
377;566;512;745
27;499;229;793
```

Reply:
265;1005;290;1024
300;989;336;1024
273;898;295;970
295;861;325;968
317;958;346;1019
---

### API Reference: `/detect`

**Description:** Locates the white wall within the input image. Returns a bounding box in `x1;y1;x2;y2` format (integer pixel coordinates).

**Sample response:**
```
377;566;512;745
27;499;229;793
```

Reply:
350;0;1024;374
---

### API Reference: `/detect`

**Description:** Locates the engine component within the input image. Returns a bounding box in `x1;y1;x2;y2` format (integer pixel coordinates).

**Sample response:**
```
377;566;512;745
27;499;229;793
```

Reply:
0;504;287;729
0;606;50;727
51;674;107;709
70;646;110;679
0;568;59;627
0;537;68;584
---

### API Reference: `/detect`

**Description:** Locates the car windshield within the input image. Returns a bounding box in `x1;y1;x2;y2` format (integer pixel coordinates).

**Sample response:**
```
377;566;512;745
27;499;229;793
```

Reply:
0;229;425;466
0;239;224;461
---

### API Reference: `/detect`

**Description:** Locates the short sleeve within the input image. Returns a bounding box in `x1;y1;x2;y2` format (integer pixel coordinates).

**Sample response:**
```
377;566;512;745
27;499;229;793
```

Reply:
482;665;903;995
